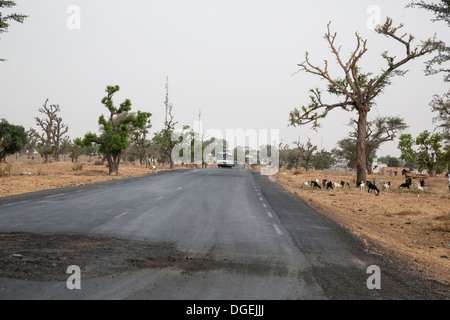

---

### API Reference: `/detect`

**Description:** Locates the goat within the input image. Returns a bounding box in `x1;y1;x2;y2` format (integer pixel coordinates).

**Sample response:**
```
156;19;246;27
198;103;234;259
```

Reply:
340;180;345;188
310;180;321;189
326;180;334;190
322;179;329;188
359;181;365;191
399;182;411;189
368;183;380;194
383;181;391;191
334;182;342;191
303;181;310;189
399;178;412;189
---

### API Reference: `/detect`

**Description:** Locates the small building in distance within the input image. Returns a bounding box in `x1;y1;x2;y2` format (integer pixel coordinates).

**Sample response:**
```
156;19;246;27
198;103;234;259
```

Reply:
372;158;387;174
381;167;410;177
331;159;350;171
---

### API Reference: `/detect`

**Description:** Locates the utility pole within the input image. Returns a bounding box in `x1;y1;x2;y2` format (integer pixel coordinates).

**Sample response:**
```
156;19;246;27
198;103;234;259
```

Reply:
164;76;169;125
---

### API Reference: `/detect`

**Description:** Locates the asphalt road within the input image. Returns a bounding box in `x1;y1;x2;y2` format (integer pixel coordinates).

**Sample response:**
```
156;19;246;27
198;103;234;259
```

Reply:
0;167;447;300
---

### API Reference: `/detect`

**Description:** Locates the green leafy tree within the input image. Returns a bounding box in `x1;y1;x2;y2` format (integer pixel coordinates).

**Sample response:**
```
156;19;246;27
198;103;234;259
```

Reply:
68;139;83;163
129;111;152;166
339;116;408;173
284;148;300;170
378;155;401;168
78;85;144;175
25;127;39;155
0;118;27;162
152;105;181;169
289;18;440;184
430;90;450;141
311;149;334;170
331;138;359;170
408;0;450;82
398;131;449;177
0;1;28;62
277;141;290;170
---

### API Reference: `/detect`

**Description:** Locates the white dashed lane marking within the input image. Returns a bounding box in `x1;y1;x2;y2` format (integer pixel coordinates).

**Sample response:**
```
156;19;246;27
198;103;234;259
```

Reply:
273;224;283;235
114;212;129;219
44;194;64;199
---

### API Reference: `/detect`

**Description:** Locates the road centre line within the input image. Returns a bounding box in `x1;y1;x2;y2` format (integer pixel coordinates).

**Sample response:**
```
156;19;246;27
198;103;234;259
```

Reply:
266;211;273;218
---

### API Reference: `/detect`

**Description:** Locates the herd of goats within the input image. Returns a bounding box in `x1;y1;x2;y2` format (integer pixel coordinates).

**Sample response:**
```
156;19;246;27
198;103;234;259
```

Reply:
303;176;426;195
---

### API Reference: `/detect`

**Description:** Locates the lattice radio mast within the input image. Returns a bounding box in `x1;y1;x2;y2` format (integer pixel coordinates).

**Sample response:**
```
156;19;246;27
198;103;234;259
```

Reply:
164;76;169;125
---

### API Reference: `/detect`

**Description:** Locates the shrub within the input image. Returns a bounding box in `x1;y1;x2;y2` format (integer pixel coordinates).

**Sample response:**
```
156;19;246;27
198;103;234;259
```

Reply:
0;163;12;177
72;163;84;171
292;169;305;175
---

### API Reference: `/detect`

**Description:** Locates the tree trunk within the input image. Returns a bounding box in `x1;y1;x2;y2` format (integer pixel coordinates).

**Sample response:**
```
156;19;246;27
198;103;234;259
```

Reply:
106;153;120;176
429;168;437;178
356;110;368;185
106;155;114;175
366;158;373;175
168;148;175;169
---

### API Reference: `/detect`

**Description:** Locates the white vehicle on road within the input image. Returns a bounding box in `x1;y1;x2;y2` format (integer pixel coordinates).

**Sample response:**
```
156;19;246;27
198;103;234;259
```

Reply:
216;151;235;168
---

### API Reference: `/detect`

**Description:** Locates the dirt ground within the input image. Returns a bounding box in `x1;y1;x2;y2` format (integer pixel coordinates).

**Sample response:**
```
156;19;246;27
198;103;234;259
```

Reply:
269;168;450;286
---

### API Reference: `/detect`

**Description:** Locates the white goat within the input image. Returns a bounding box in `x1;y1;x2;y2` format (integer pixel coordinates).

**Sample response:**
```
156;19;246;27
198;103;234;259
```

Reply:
333;182;342;191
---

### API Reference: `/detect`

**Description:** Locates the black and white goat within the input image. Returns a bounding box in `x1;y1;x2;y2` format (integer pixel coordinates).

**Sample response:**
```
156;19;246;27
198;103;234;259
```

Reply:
367;181;380;194
399;178;412;189
310;180;321;189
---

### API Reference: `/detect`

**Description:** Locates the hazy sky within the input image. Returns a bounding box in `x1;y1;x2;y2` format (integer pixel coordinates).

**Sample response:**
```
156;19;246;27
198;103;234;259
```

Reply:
1;0;448;158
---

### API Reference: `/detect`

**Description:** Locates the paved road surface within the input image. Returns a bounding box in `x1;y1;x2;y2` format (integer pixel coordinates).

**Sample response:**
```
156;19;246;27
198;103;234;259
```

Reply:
0;167;447;300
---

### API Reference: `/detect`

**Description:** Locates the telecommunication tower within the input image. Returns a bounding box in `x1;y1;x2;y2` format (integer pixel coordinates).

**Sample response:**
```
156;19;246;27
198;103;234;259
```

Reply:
164;76;169;124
